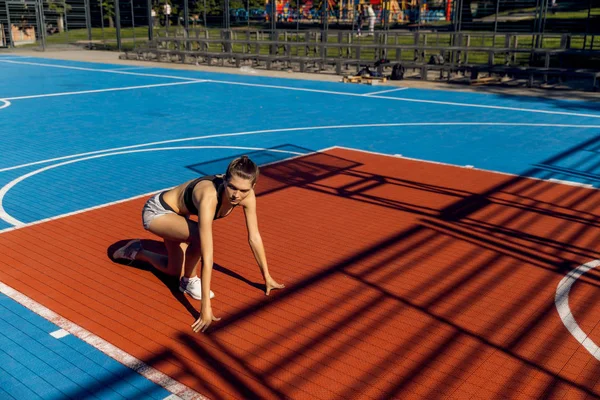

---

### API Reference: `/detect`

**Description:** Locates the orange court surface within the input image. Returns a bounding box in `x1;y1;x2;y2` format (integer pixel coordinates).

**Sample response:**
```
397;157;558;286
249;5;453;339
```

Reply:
2;147;600;399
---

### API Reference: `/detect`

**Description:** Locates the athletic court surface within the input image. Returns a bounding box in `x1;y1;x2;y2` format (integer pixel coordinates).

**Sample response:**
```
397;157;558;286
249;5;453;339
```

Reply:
2;54;600;399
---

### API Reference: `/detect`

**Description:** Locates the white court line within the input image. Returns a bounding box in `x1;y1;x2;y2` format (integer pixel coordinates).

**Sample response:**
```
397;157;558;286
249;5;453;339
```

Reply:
0;99;10;110
4;80;207;101
0;59;200;81
363;87;409;96
110;66;150;71
0;56;32;60
556;260;600;361
3;122;600;174
202;78;600;119
49;329;70;339
0;146;304;227
3;58;600;119
0;281;201;399
0;188;168;234
548;178;594;188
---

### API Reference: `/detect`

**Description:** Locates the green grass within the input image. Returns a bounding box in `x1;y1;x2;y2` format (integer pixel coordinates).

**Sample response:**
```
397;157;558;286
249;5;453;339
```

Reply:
44;27;150;45
489;6;600;20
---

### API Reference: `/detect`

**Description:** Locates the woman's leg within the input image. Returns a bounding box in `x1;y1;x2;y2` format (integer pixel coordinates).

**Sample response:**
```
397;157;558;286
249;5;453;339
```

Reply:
146;214;201;278
147;215;212;299
136;239;184;277
114;212;211;298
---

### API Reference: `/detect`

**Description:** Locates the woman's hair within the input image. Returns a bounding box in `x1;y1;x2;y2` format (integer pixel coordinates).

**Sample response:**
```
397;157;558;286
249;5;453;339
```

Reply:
225;155;259;184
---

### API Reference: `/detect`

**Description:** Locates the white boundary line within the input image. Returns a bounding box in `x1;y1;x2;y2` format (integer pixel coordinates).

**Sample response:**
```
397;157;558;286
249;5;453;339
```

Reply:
3;122;600;174
547;178;594;188
0;59;200;81
0;56;32;60
555;260;600;361
0;145;305;227
4;80;207;101
110;66;151;71
0;99;10;110
201;78;600;119
0;281;204;400
363;87;408;96
2;58;600;119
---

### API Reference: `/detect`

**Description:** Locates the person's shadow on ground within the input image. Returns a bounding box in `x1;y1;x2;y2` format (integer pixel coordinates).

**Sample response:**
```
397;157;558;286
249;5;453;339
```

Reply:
107;239;264;318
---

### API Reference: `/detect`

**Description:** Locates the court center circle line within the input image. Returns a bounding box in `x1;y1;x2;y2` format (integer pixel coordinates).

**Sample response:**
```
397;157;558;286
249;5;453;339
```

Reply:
0;145;304;226
555;260;600;361
0;99;11;110
3;122;600;174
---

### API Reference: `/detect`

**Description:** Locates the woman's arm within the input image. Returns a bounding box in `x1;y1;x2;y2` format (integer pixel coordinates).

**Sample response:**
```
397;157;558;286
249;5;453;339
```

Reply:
243;192;284;295
191;189;221;333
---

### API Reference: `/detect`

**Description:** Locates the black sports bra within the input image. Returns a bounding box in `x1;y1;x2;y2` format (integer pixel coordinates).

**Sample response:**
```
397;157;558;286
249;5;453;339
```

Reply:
183;175;235;219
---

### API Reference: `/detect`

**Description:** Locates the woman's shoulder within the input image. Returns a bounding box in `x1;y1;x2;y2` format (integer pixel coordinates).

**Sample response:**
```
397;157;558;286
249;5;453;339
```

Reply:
193;177;218;196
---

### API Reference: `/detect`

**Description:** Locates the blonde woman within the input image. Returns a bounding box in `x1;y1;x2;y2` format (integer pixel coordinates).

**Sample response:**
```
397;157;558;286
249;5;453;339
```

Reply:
114;156;285;332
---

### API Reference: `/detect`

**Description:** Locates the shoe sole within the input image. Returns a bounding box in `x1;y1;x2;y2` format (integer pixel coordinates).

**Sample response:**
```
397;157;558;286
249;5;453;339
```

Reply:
178;286;215;300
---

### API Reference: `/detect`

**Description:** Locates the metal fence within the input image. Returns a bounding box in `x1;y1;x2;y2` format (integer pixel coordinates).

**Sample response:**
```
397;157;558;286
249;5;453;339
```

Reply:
0;0;598;51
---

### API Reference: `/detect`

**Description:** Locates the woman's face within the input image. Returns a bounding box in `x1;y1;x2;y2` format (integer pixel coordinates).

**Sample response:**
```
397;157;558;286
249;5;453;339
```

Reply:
225;175;254;205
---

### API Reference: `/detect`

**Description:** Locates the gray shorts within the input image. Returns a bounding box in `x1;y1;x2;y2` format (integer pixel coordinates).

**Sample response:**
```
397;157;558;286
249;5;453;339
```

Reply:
142;192;176;230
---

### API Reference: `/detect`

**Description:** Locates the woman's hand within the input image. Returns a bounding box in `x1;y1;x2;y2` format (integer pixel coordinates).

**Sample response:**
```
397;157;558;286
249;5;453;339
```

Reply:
265;277;285;296
191;306;221;333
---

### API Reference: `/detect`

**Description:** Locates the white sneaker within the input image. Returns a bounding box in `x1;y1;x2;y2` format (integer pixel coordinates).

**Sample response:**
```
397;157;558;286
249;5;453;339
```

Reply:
113;240;141;262
179;276;215;300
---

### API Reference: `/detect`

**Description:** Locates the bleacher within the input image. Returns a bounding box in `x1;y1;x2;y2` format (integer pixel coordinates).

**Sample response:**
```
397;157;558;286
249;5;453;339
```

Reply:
122;30;600;91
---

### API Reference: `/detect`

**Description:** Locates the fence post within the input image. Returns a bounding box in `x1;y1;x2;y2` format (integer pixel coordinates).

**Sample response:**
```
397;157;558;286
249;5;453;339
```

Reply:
147;0;153;41
115;0;122;51
183;0;189;49
84;0;93;45
36;0;47;50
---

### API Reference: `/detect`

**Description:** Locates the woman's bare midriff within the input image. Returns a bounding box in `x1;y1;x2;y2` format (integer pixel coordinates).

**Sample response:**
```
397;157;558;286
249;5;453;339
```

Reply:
161;178;206;215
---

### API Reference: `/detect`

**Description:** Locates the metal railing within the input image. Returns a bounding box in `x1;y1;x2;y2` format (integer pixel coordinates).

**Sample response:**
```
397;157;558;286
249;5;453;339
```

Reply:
0;0;598;51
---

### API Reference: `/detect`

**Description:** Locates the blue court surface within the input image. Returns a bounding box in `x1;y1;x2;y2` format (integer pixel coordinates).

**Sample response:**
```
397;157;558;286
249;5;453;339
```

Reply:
1;53;600;398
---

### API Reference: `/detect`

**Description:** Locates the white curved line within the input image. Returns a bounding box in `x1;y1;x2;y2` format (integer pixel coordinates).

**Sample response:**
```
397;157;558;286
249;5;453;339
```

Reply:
0;99;11;110
3;122;600;174
556;260;600;360
0;145;303;227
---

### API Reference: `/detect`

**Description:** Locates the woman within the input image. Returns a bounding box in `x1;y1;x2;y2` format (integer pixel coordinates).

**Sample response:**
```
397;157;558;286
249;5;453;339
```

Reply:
113;156;284;333
356;4;364;37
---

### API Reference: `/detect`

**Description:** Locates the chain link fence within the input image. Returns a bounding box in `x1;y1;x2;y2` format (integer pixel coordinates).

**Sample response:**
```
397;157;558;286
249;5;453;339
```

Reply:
0;0;598;50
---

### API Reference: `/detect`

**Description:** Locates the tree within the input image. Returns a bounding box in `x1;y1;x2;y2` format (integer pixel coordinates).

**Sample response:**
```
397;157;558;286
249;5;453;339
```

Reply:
193;0;221;15
100;0;115;28
47;0;72;33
